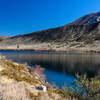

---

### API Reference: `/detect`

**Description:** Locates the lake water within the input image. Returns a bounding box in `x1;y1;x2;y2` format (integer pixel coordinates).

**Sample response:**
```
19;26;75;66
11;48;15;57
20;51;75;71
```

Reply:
0;50;100;88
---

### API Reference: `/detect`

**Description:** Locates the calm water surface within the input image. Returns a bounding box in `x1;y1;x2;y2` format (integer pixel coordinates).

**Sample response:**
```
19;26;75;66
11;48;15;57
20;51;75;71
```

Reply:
0;50;100;88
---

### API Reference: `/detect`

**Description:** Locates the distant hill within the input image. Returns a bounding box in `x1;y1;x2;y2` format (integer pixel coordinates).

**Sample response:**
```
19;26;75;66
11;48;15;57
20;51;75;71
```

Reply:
0;12;100;52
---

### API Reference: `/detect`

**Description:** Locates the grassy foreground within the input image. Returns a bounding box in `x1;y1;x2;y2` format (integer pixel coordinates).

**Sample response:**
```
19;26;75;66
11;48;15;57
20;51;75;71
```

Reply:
0;54;100;100
0;54;69;100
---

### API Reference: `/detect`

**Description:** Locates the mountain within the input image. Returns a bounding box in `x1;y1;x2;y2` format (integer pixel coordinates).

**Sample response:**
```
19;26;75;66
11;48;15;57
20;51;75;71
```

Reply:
0;12;100;52
69;12;100;25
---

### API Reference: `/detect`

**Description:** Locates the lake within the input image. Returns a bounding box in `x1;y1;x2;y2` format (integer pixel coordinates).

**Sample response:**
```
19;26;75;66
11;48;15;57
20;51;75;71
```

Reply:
0;50;100;88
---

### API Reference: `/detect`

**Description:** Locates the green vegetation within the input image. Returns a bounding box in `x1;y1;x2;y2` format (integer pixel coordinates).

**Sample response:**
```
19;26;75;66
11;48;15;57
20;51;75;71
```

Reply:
94;34;100;40
59;74;100;100
0;37;5;42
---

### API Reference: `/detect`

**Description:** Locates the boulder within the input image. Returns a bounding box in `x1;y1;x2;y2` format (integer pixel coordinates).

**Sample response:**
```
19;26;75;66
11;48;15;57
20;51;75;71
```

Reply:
35;85;47;92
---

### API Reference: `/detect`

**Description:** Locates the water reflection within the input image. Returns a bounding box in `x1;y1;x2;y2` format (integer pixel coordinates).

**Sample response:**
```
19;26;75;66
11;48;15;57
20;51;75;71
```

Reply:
1;50;100;77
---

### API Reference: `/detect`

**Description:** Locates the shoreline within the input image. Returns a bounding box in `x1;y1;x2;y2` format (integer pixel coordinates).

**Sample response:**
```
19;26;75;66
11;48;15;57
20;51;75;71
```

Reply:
0;48;100;54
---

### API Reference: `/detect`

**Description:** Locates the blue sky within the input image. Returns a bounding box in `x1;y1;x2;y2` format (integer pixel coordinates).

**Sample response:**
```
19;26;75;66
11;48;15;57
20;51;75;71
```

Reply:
0;0;100;36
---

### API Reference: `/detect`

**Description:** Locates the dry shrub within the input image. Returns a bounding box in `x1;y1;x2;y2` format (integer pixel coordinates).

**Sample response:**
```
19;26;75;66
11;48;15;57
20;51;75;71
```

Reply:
0;57;44;85
32;65;46;81
0;55;70;100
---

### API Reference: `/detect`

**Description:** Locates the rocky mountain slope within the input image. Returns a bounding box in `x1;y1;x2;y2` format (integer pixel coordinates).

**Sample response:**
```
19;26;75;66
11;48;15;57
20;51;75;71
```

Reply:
69;12;100;25
0;12;100;51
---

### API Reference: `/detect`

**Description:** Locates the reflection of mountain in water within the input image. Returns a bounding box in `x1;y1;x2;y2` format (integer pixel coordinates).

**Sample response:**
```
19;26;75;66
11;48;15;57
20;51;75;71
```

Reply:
1;50;100;77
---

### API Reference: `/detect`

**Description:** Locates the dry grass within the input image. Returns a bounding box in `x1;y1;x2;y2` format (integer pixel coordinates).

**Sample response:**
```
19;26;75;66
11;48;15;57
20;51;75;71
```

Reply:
0;56;44;85
0;55;75;100
0;78;40;100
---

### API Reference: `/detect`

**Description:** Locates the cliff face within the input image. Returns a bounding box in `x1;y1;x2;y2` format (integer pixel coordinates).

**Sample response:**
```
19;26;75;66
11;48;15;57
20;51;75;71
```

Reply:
0;12;100;51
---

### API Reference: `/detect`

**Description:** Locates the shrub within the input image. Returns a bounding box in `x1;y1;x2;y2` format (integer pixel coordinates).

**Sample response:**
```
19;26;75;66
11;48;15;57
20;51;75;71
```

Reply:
31;65;46;81
0;37;4;42
59;74;100;100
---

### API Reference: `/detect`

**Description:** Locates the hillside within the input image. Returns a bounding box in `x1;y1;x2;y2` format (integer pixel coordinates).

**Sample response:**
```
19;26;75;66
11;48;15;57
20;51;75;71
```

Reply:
69;12;100;25
0;36;9;42
0;12;100;52
0;55;66;100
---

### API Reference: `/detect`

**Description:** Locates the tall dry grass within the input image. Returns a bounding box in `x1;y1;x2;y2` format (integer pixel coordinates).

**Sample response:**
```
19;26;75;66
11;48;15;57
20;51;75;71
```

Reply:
0;55;75;100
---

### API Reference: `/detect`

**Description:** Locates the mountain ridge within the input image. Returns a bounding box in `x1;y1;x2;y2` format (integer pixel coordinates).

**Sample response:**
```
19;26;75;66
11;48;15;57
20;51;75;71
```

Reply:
69;12;100;25
0;12;100;52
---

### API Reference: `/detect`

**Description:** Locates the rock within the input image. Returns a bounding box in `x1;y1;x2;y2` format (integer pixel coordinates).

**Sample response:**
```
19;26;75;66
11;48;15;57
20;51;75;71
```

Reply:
97;16;100;22
35;85;47;92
